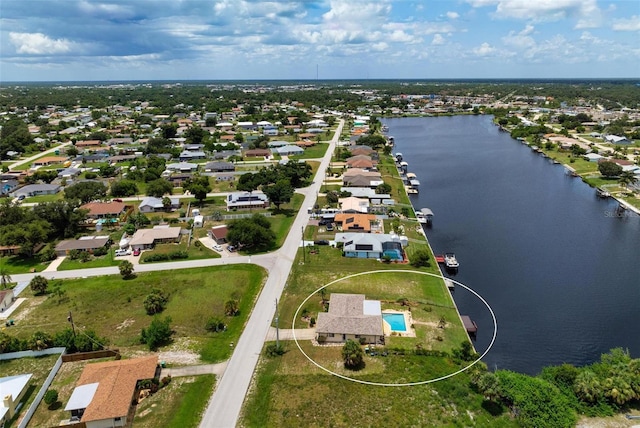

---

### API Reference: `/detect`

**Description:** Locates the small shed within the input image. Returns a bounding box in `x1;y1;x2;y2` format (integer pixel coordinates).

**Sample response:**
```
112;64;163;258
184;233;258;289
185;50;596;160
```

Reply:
193;215;204;228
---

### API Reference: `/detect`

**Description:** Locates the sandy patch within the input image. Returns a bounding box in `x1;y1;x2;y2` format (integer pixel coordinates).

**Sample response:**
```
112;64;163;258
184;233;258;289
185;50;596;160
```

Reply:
116;318;135;330
157;337;201;365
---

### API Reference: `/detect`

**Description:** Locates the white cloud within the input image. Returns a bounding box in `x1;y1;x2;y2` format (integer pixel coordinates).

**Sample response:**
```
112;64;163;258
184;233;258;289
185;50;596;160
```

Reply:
467;0;601;24
473;42;497;56
502;25;536;50
9;32;74;55
431;34;445;45
446;11;460;19
612;15;640;31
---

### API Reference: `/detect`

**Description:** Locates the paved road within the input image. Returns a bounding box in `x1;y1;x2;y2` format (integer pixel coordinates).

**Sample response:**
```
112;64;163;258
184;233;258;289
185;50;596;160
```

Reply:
8;142;72;170
198;120;343;428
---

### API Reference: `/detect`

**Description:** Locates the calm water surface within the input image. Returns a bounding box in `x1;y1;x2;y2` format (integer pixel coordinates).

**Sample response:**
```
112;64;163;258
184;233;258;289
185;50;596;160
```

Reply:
383;115;640;375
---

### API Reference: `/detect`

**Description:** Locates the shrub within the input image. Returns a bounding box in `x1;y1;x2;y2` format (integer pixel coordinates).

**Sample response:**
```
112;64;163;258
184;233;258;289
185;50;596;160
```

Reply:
358;336;367;345
161;376;172;387
265;343;285;357
67;249;82;260
309;317;316;327
317;335;327;344
140;316;173;351
144;289;168;315
44;389;58;406
92;246;108;257
29;275;48;295
205;317;226;332
38;245;57;262
168;250;188;260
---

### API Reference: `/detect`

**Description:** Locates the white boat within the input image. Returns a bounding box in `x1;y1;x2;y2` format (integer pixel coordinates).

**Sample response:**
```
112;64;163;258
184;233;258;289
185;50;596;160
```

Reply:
119;234;131;249
444;253;459;269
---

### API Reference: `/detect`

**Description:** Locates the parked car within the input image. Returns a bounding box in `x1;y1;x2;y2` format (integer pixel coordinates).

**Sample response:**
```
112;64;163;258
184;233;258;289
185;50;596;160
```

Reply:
314;240;330;246
115;248;131;256
227;245;236;252
133;248;141;256
212;244;223;252
325;223;334;231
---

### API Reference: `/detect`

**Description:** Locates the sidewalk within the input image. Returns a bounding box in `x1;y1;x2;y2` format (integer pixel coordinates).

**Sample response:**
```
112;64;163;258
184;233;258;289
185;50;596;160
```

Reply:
160;361;228;379
43;256;66;272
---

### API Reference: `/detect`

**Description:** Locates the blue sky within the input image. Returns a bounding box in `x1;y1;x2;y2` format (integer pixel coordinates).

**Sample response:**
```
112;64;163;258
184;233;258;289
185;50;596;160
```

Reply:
1;0;638;82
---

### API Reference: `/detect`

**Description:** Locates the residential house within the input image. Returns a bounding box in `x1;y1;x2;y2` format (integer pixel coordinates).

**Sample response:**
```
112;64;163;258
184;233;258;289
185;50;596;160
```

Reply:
226;191;269;210
334;213;378;233
584;153;605;162
204;161;235;172
605;135;631;145
342;169;383;188
208;225;228;244
345;155;376;169
80;201;127;219
215;173;235;182
335;232;406;260
0;289;15;312
76;140;103;149
166;173;193;187
315;293;384;344
32;156;67;167
165;162;199;173
0;374;33;426
178;151;207;161
237;121;257;131
64;357;158;428
339;196;370;214
107;137;133;145
54;236;111;257
271;145;304;156
11;184;61;198
244;149;271;158
129;226;182;250
267;140;289;148
138;197;180;213
57;168;81;179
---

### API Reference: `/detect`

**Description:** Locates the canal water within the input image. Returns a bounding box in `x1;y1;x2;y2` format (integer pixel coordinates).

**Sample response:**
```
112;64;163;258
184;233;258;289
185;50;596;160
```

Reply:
383;115;640;375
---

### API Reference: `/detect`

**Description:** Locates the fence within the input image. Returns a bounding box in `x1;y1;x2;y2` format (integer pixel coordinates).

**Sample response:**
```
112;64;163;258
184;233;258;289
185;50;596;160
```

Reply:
61;349;120;363
12;348;66;428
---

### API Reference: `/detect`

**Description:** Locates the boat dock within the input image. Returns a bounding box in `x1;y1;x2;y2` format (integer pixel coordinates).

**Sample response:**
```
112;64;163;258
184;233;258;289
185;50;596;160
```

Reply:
461;315;478;337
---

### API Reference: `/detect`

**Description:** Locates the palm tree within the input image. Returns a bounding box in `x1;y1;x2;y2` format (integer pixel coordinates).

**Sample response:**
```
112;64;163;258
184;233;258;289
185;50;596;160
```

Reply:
573;370;602;403
224;299;239;316
0;266;12;289
618;170;637;189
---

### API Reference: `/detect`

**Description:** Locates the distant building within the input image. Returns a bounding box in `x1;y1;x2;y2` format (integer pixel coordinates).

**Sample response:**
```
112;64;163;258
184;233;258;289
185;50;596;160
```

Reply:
226;191;269;210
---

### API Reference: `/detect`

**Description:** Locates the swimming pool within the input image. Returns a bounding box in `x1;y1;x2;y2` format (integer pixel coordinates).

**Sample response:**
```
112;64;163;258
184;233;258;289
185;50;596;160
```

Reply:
383;313;407;332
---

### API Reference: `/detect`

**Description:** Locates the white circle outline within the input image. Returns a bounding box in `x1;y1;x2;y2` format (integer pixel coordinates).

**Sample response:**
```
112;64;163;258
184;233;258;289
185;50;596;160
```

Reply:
292;269;497;386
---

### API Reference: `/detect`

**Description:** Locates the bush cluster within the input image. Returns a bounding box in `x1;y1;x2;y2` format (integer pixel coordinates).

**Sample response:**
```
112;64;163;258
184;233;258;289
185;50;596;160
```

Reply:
0;328;106;354
142;250;189;262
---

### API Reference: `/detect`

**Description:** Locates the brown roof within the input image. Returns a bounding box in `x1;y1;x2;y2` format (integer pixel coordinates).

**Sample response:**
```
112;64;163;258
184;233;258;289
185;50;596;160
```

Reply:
333;213;377;232
78;356;158;422
32;156;67;165
80;201;126;217
244;149;270;156
210;225;228;240
76;140;102;147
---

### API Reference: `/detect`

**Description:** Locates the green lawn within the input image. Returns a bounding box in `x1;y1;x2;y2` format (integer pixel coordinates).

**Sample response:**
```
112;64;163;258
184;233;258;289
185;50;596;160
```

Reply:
10;265;266;362
140;236;220;263
0;254;47;274
57;248;122;271
240;341;516;428
290;143;329;160
23;193;64;203
134;375;216;428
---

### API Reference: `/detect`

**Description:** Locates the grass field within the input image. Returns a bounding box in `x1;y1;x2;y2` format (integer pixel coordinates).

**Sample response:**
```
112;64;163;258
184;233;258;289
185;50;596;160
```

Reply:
290;143;329;160
0;254;47;274
0;354;60;428
134;374;216;428
140;236;220;263
240;341;516;428
10;265;266;362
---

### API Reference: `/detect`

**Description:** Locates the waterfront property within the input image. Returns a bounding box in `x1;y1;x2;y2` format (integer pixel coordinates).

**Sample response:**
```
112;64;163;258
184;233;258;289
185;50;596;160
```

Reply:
0;373;32;426
335;232;406;260
315;293;384;345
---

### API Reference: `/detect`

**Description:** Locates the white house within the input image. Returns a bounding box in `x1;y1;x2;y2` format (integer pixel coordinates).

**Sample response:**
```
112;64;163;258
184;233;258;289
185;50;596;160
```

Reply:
0;289;15;313
226;191;269;210
604;135;631;145
584;153;605;162
0;374;32;426
138;197;180;213
335;232;406;260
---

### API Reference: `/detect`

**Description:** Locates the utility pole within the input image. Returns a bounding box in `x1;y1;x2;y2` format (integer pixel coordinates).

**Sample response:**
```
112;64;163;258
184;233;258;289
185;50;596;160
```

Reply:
275;298;279;348
67;311;76;338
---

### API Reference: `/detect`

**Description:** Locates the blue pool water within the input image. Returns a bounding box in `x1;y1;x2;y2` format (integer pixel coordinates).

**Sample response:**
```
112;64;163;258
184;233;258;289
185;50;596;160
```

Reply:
383;313;407;332
383;249;402;260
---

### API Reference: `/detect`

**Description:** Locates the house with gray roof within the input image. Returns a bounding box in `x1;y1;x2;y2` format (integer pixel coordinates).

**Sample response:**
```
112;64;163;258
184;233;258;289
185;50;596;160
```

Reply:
166;162;199;173
55;236;111;257
315;293;384;344
139;197;180;213
204;161;235;172
335;232;406;260
271;145;304;156
11;183;61;198
179;151;207;161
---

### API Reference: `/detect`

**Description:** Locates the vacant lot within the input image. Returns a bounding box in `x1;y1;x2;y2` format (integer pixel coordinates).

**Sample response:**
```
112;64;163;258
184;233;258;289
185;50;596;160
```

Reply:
10;265;266;363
